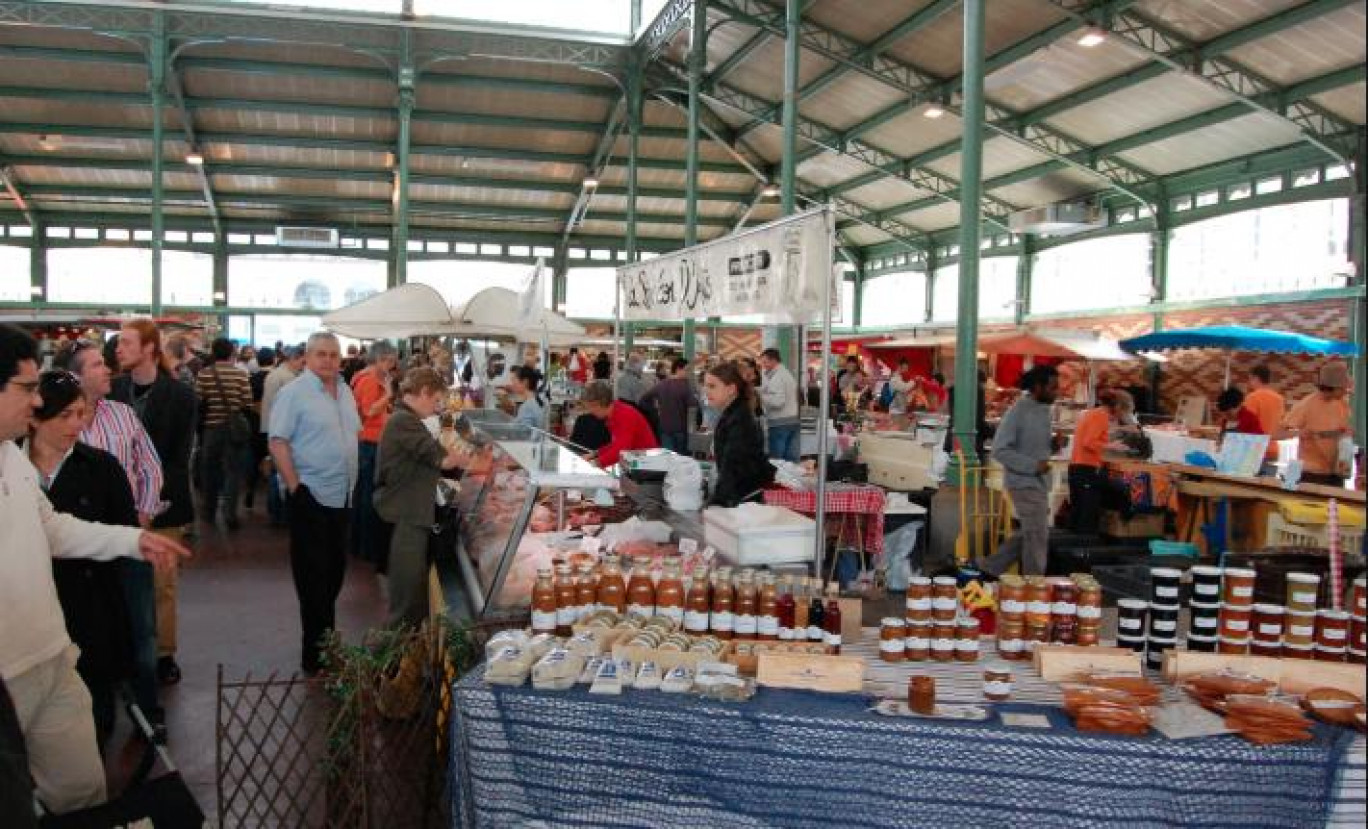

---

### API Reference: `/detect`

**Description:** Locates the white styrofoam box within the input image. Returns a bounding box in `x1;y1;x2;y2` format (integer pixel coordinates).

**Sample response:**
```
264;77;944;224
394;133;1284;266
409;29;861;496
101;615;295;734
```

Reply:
703;504;816;567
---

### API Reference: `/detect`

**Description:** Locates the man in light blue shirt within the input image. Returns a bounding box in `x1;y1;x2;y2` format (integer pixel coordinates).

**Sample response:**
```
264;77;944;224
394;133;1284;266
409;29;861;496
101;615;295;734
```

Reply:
268;332;362;674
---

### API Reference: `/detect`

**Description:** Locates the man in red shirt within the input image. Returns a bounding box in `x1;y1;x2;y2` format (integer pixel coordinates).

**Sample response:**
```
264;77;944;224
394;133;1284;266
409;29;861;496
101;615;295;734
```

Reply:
350;341;398;569
577;380;658;468
1216;387;1266;437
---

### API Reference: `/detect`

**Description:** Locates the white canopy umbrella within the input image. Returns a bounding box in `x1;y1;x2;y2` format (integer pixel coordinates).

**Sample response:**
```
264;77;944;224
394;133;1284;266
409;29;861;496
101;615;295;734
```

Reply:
323;283;586;346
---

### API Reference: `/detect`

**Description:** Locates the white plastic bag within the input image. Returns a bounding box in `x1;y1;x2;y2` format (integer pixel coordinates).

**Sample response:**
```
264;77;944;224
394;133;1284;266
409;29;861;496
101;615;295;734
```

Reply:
663;457;704;512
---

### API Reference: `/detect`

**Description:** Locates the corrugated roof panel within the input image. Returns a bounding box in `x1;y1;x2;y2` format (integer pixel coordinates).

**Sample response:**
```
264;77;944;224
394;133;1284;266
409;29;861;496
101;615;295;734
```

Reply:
858;108;972;160
927;136;1056;184
1224;4;1367;86
621;136;738;165
411;122;595;154
0;59;146;93
194;108;395;140
213;175;390;201
796;151;878;189
206;142;389;170
886;0;1071;78
1116;112;1306;175
988;168;1101;208
1312;81;1366;124
843;178;934;212
0;97;158;130
801;71;910;133
409;183;576;211
13;166;192;191
182;68;393;108
725;36;837;102
839;224;889;247
806;0;949;47
0;135;158;159
413;154;581;182
1136;0;1305;42
587;193;735;218
892;201;959;232
1041;72;1235;145
984;39;1151;113
418;85;613;125
185;40;391;70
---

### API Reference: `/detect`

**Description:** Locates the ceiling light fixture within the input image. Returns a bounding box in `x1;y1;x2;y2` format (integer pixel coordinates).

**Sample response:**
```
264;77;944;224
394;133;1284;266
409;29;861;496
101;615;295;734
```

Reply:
1077;28;1107;47
761;182;781;198
185;151;205;166
923;105;946;119
582;176;600;190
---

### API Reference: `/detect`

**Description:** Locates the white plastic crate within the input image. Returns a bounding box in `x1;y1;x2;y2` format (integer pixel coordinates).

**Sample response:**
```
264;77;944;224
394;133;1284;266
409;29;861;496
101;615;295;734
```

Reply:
702;504;816;567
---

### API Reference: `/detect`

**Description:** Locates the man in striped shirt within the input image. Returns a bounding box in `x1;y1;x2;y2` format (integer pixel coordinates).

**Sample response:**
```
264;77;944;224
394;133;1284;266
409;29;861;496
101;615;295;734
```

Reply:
196;338;253;530
53;339;168;740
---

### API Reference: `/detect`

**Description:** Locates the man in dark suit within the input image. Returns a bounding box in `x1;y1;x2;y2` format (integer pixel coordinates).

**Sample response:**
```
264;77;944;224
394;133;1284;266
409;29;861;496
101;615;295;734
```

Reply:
111;320;198;688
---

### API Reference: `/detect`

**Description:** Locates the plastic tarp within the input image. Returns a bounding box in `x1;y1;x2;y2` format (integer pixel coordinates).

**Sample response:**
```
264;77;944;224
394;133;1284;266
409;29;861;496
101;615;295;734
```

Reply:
1120;325;1360;357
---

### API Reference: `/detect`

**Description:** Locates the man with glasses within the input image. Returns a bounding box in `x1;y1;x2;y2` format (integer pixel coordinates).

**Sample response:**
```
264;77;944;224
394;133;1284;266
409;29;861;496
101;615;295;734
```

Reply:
269;333;362;675
111;319;198;689
52;338;168;741
0;324;188;814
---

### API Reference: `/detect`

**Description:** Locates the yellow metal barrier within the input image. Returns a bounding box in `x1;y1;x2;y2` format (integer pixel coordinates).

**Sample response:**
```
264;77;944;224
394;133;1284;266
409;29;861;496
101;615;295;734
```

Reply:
954;451;1012;569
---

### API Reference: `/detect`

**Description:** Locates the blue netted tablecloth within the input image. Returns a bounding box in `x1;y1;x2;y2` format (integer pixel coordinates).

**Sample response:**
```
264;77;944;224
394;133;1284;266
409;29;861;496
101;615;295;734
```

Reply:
450;666;1357;829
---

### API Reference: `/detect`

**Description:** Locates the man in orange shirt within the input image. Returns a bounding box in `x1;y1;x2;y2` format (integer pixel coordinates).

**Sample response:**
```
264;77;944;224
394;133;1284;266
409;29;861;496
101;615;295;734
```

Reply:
1282;361;1353;488
351;341;398;570
1243;365;1285;466
1067;390;1134;533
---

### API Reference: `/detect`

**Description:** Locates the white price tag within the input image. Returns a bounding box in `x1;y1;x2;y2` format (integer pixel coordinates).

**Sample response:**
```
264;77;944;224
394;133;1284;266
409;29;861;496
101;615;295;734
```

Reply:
701;546;717;563
580;536;602;555
679;538;699;556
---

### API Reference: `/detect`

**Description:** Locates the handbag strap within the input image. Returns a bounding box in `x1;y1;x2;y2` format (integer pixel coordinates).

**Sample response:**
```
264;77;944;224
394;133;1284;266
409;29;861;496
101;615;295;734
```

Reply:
208;365;240;415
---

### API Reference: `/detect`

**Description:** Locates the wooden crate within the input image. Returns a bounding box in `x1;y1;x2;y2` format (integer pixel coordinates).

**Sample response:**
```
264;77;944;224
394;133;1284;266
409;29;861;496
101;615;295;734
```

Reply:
756;652;865;693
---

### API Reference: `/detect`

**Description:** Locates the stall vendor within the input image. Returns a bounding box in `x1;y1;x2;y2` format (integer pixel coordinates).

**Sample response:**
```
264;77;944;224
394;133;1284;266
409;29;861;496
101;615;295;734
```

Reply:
1282;361;1352;488
703;362;775;507
1215;387;1266;437
578;380;658;468
1067;389;1135;533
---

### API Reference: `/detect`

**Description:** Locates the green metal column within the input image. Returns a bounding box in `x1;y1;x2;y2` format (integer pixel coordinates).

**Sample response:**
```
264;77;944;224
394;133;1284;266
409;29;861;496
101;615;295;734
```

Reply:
924;249;936;323
682;1;707;360
1147;203;1172;410
631;0;643;35
1350;128;1366;449
624;57;642;353
212;237;228;309
1015;238;1033;326
391;33;415;288
149;16;167;316
851;268;864;329
552;243;569;312
950;0;986;472
771;0;803;366
29;223;45;307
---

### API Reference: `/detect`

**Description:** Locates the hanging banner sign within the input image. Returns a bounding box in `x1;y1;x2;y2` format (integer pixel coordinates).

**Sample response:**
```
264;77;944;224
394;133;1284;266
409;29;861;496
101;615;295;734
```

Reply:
617;207;834;323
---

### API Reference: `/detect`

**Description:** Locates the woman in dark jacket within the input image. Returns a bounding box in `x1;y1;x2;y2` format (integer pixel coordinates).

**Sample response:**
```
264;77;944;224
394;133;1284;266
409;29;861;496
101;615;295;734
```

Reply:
704;361;776;507
373;368;464;628
24;371;137;748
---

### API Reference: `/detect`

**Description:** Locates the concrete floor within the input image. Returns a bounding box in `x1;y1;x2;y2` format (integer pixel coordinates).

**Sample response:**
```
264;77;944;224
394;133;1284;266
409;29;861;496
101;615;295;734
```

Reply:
104;495;388;822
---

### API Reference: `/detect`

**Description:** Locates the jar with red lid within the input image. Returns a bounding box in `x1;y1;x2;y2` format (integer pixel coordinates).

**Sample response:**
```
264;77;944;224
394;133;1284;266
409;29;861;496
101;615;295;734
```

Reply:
1076;583;1103;625
1315;610;1351;649
879;618;907;663
982;662;1013;702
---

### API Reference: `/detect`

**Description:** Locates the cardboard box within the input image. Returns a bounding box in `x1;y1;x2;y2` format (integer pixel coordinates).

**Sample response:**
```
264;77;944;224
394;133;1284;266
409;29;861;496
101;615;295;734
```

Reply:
1101;510;1165;539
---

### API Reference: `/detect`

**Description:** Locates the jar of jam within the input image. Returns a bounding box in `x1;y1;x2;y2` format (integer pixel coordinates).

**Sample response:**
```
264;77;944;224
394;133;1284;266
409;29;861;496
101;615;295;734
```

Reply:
1315;609;1350;649
1222;567;1257;607
655;559;685;627
1352;575;1366;617
931;623;956;662
932;576;958;622
955;635;980;663
756;572;779;641
1285;572;1321;613
880;618;907;662
1313;644;1346;663
775;575;796;640
1218;636;1249;655
1074;626;1099;647
1025;578;1052;627
684;568;711;633
626;556;656;619
710;566;735;639
596;555;627;614
955;616;981;641
982;662;1013;702
553;564;578;636
997;636;1025;661
997;576;1026;623
908;676;936;716
1076;582;1103;625
904;624;931;661
531;567;557;634
1217;604;1252;640
1250;604;1284;643
1284;610;1317;647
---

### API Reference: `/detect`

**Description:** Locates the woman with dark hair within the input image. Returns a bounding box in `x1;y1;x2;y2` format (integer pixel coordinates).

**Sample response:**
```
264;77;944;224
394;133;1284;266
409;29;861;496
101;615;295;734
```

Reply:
23;371;137;748
703;362;775;507
509;366;546;429
373;368;467;627
736;358;766;419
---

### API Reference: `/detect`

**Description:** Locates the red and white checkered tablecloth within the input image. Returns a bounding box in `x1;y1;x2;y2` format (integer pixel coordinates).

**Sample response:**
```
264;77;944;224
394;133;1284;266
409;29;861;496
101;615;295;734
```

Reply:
763;483;886;555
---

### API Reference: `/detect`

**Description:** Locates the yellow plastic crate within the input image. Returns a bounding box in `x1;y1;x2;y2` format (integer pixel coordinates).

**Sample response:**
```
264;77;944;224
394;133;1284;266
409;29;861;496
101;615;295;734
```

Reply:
1278;499;1365;528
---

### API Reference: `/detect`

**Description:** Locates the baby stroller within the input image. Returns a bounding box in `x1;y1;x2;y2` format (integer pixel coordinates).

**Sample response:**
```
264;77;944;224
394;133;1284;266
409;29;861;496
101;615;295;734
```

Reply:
38;705;204;829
